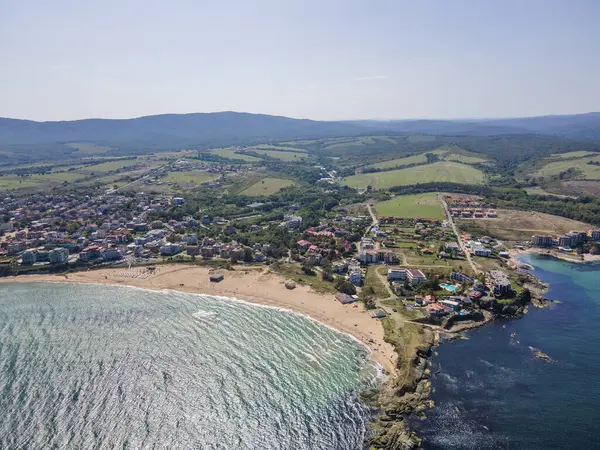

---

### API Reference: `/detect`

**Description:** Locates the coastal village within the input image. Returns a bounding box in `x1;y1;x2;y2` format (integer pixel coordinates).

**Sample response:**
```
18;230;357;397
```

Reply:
1;184;599;450
2;189;598;334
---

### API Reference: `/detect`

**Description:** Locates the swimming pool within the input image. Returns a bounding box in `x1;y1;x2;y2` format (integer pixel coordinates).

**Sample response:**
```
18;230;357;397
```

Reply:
440;283;458;292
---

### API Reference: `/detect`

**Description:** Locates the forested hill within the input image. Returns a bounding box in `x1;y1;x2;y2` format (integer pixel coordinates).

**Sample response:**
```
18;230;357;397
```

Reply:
0;112;367;149
350;112;600;140
1;111;599;162
2;112;600;151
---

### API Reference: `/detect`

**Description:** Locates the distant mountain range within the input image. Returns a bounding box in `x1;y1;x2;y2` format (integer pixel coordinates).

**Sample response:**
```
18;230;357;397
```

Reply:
348;112;600;139
1;111;599;154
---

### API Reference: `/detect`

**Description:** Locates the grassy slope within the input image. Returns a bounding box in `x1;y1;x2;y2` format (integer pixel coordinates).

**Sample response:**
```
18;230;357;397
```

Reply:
241;178;295;196
164;171;219;184
367;154;428;169
78;159;141;174
375;193;444;219
248;145;307;153
538;155;600;179
210;148;261;162
248;149;308;161
343;161;484;189
551;151;599;159
443;153;488;164
66;143;113;154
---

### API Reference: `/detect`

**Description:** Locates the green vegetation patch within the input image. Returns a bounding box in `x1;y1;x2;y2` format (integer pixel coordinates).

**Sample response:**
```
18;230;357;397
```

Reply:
241;178;296;196
375;193;444;219
538;155;600;179
0;171;87;190
248;149;308;161
209;148;260;162
367;154;428;170
443;153;488;164
551;151;600;159
408;135;437;143
78;159;140;174
164;171;220;185
36;172;86;182
66;143;113;155
364;267;391;298
342;161;484;189
248;145;307;153
0;176;41;190
323;137;376;150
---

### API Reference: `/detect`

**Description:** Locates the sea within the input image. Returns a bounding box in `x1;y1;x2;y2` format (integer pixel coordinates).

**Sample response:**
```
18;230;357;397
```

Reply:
411;254;600;449
0;282;380;449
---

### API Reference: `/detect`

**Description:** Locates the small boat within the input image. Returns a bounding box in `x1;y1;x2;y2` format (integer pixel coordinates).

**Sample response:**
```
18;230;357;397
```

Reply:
511;333;517;337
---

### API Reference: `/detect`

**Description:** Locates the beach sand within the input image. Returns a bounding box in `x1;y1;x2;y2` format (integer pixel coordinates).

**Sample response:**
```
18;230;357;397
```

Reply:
0;265;398;377
508;247;600;264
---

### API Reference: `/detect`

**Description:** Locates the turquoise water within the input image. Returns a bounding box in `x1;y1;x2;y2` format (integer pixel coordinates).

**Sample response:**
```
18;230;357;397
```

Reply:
0;283;379;449
440;283;458;292
412;255;600;449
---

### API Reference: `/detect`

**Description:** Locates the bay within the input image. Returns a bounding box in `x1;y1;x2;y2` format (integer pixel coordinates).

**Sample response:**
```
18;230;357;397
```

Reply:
0;282;378;449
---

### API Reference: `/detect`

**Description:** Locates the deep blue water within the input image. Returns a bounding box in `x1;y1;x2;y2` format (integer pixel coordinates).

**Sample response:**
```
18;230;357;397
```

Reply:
411;255;600;449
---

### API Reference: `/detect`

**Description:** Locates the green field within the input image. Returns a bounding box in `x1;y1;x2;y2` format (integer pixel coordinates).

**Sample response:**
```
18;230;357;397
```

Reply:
66;143;113;155
375;193;444;219
323;137;376;150
0;176;41;190
248;149;308;161
538;155;600;179
342;161;484;189
164;171;219;184
241;178;295;196
37;172;86;182
551;151;600;159
427;145;488;164
367;154;428;169
78;159;141;174
0;171;86;190
407;135;437;143
209;148;261;162
248;145;307;153
443;153;488;164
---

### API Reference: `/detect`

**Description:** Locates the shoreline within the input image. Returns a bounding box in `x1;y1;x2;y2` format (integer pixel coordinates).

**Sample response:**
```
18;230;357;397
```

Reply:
508;247;600;264
0;264;398;378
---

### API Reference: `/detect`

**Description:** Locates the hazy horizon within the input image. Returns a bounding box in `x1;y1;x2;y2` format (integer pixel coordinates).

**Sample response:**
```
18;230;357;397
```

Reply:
2;0;599;121
2;110;599;123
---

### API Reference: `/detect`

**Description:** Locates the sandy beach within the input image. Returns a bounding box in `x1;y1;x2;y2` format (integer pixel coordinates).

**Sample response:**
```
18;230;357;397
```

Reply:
508;247;600;265
0;265;398;377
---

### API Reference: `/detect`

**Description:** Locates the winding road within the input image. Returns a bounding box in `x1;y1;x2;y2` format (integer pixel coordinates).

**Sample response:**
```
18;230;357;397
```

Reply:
439;194;481;275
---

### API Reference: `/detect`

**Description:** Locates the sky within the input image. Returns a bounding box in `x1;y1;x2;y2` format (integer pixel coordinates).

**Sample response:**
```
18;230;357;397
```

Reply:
1;0;599;121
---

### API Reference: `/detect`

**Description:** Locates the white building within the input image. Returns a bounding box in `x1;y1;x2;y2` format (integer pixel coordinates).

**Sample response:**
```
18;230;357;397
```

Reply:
406;269;426;286
21;249;37;265
387;268;407;281
49;248;69;264
160;243;182;256
101;248;122;261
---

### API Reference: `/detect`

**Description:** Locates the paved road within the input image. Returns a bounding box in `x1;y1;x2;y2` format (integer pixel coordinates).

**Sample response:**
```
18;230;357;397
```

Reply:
365;203;378;236
439;194;481;275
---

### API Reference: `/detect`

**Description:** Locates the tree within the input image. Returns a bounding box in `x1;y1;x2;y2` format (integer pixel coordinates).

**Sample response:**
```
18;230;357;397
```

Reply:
243;247;254;262
337;281;357;296
301;263;315;275
66;221;80;234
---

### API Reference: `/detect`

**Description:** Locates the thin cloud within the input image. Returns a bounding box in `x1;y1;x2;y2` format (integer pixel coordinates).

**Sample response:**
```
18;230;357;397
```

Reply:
355;75;387;81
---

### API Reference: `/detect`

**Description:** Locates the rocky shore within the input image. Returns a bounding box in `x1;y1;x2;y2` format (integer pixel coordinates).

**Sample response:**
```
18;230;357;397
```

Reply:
364;262;551;449
364;323;437;449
